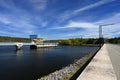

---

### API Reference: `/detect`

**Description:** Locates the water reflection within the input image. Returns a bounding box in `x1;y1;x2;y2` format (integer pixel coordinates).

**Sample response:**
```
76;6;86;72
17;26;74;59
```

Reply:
15;50;23;56
0;45;99;80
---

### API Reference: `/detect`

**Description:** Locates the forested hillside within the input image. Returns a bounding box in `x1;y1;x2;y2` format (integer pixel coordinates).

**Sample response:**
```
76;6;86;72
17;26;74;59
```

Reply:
106;37;120;44
0;36;31;42
59;37;120;45
0;36;119;44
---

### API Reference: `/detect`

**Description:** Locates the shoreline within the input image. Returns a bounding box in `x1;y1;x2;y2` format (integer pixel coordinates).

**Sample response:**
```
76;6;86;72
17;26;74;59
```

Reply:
38;47;100;80
59;44;100;47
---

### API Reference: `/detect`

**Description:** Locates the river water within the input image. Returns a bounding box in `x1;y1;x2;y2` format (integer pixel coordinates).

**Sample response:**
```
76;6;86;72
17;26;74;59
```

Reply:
0;45;98;80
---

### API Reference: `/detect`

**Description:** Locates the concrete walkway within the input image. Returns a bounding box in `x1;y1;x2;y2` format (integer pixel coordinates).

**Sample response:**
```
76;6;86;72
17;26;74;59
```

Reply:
106;44;120;80
77;44;117;80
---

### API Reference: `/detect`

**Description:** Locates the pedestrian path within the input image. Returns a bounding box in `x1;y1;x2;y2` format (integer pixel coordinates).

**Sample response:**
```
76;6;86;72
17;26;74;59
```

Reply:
106;44;120;80
77;44;117;80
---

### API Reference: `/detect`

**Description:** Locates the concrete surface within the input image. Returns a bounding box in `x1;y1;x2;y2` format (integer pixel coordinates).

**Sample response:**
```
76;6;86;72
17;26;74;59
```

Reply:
77;44;117;80
106;44;120;80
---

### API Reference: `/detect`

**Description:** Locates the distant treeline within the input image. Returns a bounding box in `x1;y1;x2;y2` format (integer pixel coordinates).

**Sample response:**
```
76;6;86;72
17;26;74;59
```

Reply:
59;38;102;46
59;37;120;45
105;37;120;44
0;36;120;44
0;36;31;42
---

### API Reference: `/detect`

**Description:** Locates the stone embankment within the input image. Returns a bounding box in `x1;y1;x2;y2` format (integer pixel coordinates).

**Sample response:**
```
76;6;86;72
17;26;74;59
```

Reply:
38;49;99;80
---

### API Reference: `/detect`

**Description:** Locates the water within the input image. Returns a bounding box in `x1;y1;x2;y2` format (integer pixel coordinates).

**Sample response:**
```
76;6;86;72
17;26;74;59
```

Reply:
0;45;98;80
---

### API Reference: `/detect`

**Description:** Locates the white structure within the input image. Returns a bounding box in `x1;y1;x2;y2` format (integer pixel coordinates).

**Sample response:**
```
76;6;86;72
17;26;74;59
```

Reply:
30;43;58;49
15;43;23;50
0;42;58;50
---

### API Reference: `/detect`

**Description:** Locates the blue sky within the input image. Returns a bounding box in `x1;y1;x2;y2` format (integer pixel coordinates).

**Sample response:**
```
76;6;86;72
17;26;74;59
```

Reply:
0;0;120;39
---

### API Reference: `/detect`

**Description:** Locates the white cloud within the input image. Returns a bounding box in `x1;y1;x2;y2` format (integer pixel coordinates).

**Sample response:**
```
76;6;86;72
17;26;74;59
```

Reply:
0;30;29;37
96;13;120;24
0;0;15;9
52;21;97;29
0;15;11;24
59;0;115;21
29;0;48;10
52;12;120;38
95;13;120;38
0;0;28;14
74;0;114;13
0;14;37;35
66;33;83;37
0;0;49;36
41;22;48;27
51;21;99;38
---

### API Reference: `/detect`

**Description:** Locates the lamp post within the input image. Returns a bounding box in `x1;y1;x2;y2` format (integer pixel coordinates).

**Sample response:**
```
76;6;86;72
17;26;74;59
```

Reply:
98;23;114;45
99;24;114;38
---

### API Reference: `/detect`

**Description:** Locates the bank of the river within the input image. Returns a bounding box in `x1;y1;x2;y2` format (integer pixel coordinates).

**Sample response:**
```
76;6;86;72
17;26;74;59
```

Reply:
38;47;100;80
0;36;31;42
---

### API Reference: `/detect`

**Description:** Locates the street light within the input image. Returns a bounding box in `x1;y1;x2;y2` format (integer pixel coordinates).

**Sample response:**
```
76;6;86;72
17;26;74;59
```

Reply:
98;23;114;45
99;23;114;38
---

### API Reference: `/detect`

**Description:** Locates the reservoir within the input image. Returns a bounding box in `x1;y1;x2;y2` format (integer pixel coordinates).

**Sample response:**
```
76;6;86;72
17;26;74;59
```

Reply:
0;45;98;80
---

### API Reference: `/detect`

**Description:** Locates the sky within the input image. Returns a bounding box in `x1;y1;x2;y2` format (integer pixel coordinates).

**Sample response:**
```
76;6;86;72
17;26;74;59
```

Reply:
0;0;120;40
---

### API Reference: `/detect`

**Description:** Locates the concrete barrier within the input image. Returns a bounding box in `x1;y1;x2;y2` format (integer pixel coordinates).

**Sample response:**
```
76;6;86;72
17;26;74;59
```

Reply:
77;44;117;80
